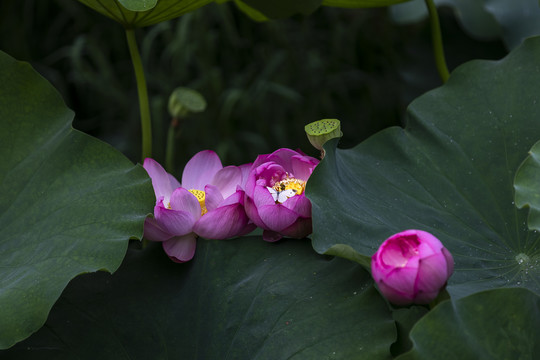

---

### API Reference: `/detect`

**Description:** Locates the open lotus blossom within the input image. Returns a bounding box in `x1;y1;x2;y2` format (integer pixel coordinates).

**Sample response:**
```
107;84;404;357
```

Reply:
371;229;454;305
244;148;319;242
143;151;255;263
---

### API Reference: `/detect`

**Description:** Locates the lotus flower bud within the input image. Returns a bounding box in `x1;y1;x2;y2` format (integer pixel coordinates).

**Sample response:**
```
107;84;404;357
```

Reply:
168;87;207;119
304;119;343;155
371;229;454;306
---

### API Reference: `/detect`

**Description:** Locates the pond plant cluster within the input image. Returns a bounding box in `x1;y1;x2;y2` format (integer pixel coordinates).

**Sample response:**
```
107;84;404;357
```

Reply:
1;0;539;359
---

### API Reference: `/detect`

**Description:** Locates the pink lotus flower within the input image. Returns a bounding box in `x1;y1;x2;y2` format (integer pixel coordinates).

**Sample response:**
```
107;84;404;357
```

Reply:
371;229;454;305
143;151;255;263
244;148;319;242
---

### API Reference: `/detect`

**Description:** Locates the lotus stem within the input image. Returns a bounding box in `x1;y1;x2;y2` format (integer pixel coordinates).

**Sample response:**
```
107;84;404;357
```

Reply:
125;28;152;160
424;0;450;83
166;118;179;173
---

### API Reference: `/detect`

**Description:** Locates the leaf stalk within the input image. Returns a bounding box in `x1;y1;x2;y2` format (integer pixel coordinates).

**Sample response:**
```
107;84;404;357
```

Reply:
125;28;152;160
424;0;450;83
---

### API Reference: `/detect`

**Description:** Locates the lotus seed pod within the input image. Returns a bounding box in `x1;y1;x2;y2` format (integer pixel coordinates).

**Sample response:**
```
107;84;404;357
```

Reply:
168;87;207;119
305;119;343;152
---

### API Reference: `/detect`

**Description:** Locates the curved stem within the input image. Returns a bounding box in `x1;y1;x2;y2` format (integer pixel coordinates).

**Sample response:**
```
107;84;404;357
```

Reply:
424;0;450;83
166;118;180;173
125;28;152;160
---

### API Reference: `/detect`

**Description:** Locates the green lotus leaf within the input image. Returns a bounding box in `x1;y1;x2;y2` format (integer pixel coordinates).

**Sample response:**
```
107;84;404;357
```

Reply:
390;0;540;50
239;0;323;19
484;0;540;50
0;51;155;349
232;0;270;22
229;0;409;20
118;0;158;11
514;140;540;231
397;288;540;359
307;36;540;299
76;0;213;28
323;0;411;8
390;0;501;41
2;239;396;359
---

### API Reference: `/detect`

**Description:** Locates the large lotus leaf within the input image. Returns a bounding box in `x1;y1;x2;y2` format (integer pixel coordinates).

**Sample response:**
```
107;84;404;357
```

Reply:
322;0;411;8
484;0;540;50
1;239;396;359
389;0;501;41
118;0;158;11
243;0;412;14
228;0;409;20
515;140;540;230
307;36;540;300
76;0;213;28
0;51;154;349
397;288;540;359
233;0;270;22
390;0;540;50
240;0;323;18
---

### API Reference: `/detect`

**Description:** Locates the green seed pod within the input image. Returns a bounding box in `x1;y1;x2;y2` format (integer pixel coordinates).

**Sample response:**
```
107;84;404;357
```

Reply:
305;119;343;152
168;87;207;119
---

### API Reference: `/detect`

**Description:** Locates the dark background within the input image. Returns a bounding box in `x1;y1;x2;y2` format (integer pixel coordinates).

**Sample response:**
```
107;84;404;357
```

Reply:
0;0;506;173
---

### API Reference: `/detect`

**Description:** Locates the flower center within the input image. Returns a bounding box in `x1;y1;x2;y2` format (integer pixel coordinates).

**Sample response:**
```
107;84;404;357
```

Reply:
189;189;207;215
267;176;306;204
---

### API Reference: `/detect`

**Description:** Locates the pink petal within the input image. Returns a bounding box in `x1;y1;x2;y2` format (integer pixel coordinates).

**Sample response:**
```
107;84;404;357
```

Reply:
279;217;312;239
168;173;181;189
253;185;277;208
162;233;197;263
263;230;283;242
291;155;319;181
244;173;257;197
377;279;414;306
265;148;299;172
257;203;299;232
143;158;179;203
416;241;437;258
442;247;454;276
238;163;253;189
169;187;202;219
154;204;196;236
415;253;450;294
415;230;445;249
244;194;267;229
238;222;257;236
181;150;223;190
251;153;272;169
380;235;421;268
247;163;287;194
371;256;385;283
221;190;244;207
281;194;311;217
143;216;173;242
259;163;287;186
193;203;250;239
204;184;224;212
384;266;418;296
211;166;242;198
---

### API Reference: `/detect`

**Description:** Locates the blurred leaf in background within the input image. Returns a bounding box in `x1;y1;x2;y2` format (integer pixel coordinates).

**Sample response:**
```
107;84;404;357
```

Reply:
389;0;540;50
0;0;506;172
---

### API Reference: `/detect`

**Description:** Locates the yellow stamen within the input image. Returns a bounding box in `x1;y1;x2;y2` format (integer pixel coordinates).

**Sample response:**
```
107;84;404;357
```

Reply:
273;176;306;195
189;189;207;215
